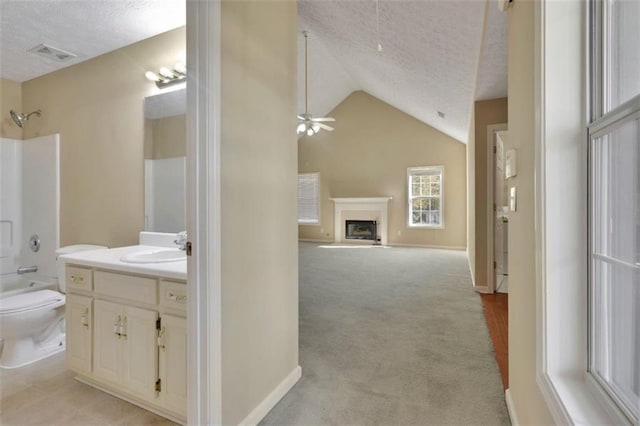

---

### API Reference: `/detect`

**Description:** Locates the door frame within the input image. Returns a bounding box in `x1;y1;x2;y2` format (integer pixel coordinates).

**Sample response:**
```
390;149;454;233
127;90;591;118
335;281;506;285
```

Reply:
186;0;222;424
486;123;508;293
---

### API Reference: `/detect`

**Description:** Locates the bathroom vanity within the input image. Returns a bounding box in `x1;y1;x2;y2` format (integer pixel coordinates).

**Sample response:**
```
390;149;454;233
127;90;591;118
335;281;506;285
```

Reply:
61;245;186;424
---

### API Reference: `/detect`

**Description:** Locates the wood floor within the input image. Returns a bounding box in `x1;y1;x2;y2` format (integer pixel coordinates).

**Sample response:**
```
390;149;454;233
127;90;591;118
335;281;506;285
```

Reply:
480;292;509;389
0;352;177;425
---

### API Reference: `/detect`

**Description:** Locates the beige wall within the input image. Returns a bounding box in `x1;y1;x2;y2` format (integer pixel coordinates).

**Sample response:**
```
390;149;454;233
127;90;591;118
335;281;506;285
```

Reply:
466;106;476;280
144;114;186;160
219;1;299;424
507;1;554;423
472;98;508;286
298;91;467;249
21;27;185;248
0;78;22;139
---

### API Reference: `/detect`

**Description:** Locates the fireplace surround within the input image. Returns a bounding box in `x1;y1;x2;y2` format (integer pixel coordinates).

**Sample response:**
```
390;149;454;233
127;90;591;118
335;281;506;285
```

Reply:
329;197;392;245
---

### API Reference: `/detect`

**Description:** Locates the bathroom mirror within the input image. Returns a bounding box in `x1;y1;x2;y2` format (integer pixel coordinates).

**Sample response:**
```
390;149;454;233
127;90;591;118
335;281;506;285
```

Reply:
144;87;186;233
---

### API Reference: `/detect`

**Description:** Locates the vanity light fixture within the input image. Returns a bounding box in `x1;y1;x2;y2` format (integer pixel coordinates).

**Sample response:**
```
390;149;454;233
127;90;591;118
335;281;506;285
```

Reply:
145;62;186;89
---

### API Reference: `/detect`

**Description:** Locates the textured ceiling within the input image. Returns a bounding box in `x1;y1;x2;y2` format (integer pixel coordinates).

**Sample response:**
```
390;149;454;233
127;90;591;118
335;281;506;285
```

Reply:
0;0;185;82
0;0;506;143
298;0;507;143
474;1;508;101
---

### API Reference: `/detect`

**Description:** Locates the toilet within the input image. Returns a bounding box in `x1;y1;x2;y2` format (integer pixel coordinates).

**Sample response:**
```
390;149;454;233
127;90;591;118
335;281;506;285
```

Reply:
0;244;106;369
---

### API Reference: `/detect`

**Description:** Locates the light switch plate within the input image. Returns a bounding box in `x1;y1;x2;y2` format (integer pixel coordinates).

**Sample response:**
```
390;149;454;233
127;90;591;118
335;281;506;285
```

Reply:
509;186;517;211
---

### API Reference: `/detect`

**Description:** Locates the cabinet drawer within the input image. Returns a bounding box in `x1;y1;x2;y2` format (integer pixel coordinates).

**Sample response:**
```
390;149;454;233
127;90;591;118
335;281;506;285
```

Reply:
159;280;187;312
66;266;93;291
94;271;157;305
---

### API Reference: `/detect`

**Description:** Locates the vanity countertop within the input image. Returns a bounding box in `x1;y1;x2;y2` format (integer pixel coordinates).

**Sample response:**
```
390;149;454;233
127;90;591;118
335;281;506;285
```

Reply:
60;245;187;280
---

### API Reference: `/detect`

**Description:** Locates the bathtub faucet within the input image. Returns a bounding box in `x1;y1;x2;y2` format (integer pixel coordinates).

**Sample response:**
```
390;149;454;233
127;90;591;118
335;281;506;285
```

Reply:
174;231;188;251
17;265;38;275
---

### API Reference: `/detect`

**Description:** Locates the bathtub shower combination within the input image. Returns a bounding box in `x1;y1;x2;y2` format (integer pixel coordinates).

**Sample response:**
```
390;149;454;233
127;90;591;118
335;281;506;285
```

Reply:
0;132;69;369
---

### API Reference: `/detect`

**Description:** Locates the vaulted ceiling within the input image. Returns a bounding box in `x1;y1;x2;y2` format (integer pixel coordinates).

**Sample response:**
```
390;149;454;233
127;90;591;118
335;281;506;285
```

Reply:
297;1;507;143
0;1;506;144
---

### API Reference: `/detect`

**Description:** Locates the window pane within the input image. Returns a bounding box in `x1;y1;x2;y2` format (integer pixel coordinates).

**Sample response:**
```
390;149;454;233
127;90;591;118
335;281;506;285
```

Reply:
592;258;640;419
298;173;319;223
592;117;640;264
407;167;443;227
605;0;640;111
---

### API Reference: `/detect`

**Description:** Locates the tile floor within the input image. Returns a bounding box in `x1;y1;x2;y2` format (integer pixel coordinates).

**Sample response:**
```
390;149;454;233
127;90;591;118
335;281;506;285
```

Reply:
0;352;177;425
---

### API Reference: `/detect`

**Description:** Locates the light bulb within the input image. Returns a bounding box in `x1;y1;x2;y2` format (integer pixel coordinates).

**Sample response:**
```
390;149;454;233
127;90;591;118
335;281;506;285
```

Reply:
306;127;314;136
159;67;174;79
145;71;160;82
312;124;320;133
174;62;186;74
297;123;306;134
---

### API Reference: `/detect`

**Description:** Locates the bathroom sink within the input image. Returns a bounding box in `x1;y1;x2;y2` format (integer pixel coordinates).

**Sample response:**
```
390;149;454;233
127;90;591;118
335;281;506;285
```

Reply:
120;248;186;264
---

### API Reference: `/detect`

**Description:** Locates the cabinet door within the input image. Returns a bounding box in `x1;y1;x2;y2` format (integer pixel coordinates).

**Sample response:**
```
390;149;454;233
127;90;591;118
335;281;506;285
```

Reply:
65;294;93;374
93;299;122;384
159;314;187;417
122;305;158;401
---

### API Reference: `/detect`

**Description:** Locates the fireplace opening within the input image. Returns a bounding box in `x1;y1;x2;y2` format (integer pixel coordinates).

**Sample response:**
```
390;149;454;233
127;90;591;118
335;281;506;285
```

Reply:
345;220;377;241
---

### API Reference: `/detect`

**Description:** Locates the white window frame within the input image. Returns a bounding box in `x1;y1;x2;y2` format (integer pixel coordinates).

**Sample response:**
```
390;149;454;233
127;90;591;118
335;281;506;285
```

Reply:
298;172;320;225
587;0;640;421
534;1;635;425
407;165;444;229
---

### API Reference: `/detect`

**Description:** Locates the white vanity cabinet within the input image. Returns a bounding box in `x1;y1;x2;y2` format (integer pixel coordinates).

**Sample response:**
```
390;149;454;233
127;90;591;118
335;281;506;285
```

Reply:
65;265;186;424
93;300;158;401
66;293;93;374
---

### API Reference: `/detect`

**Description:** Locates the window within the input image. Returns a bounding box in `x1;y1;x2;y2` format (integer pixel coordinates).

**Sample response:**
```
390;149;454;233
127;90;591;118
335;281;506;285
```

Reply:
589;1;640;422
298;173;320;224
407;166;443;228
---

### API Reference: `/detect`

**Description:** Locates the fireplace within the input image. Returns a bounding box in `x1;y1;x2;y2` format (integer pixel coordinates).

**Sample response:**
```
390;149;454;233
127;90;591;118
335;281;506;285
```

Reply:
345;220;377;241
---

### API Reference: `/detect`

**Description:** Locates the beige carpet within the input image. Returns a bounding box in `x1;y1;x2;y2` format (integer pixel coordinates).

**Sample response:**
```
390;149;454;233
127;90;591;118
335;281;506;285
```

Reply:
261;242;510;425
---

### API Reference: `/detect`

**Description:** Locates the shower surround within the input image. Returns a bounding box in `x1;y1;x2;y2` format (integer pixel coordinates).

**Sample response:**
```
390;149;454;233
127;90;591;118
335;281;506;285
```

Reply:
0;135;59;279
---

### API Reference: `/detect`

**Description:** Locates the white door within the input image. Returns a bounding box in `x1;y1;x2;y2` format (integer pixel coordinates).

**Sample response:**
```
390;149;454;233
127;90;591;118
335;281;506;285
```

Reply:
122;305;158;401
159;314;187;417
65;294;93;374
93;299;122;384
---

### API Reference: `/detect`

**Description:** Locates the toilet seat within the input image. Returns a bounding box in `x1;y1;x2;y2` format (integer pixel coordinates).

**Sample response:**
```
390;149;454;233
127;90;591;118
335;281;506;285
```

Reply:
0;290;65;315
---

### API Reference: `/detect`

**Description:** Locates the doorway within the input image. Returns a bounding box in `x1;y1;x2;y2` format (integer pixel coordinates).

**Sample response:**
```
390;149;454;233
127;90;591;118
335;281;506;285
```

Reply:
486;123;508;293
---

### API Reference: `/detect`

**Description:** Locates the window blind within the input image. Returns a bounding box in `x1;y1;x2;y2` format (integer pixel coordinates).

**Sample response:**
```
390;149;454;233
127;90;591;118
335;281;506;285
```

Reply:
298;173;320;224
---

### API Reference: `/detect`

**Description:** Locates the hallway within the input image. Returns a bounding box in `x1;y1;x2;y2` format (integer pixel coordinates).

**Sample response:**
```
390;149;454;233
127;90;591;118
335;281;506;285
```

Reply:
262;243;509;425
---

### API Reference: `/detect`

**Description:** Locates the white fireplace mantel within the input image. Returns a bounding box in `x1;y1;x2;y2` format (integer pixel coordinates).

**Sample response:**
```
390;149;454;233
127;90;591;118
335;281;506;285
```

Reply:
329;197;392;245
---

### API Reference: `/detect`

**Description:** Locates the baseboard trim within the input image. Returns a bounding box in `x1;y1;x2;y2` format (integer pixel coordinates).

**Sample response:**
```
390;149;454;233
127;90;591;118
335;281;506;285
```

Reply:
467;251;476;287
473;285;492;294
239;365;302;426
505;389;519;426
387;243;466;250
299;238;333;243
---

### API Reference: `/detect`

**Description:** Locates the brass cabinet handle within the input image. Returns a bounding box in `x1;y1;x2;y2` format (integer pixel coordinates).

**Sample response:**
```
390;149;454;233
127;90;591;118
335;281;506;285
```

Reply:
81;308;89;328
70;275;85;284
168;292;187;303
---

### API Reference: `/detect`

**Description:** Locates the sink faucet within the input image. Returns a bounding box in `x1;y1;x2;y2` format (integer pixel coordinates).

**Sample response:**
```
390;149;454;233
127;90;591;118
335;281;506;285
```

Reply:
17;265;38;275
174;231;188;251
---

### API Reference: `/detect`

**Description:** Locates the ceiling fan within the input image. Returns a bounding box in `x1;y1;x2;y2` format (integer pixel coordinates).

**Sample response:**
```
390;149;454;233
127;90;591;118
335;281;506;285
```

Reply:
297;31;335;136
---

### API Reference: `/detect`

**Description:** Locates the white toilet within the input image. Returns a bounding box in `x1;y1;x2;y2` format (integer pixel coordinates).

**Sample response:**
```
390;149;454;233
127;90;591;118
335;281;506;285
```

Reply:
0;244;106;369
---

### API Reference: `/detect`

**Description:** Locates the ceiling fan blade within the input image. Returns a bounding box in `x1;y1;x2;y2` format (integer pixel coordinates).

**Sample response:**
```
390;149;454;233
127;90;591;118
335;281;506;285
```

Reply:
297;115;306;120
311;117;335;122
317;123;334;131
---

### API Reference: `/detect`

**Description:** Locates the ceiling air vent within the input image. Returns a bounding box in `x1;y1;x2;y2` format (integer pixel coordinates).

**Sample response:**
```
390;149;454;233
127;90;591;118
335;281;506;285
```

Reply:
28;44;77;62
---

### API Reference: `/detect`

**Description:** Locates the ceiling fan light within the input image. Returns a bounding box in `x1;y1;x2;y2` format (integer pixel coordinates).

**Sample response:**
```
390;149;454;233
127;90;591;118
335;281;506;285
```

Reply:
312;123;320;133
306;127;314;136
297;123;306;134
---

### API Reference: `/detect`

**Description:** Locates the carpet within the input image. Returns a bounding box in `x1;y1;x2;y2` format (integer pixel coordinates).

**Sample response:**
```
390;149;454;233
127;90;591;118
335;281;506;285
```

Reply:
260;242;510;425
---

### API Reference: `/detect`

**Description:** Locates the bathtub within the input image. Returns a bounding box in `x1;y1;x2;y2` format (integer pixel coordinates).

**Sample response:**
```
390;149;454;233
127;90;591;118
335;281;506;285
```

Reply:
0;273;58;299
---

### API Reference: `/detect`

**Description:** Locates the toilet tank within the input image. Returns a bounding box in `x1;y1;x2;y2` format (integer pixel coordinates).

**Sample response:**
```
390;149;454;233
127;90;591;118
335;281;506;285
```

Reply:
55;245;107;293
